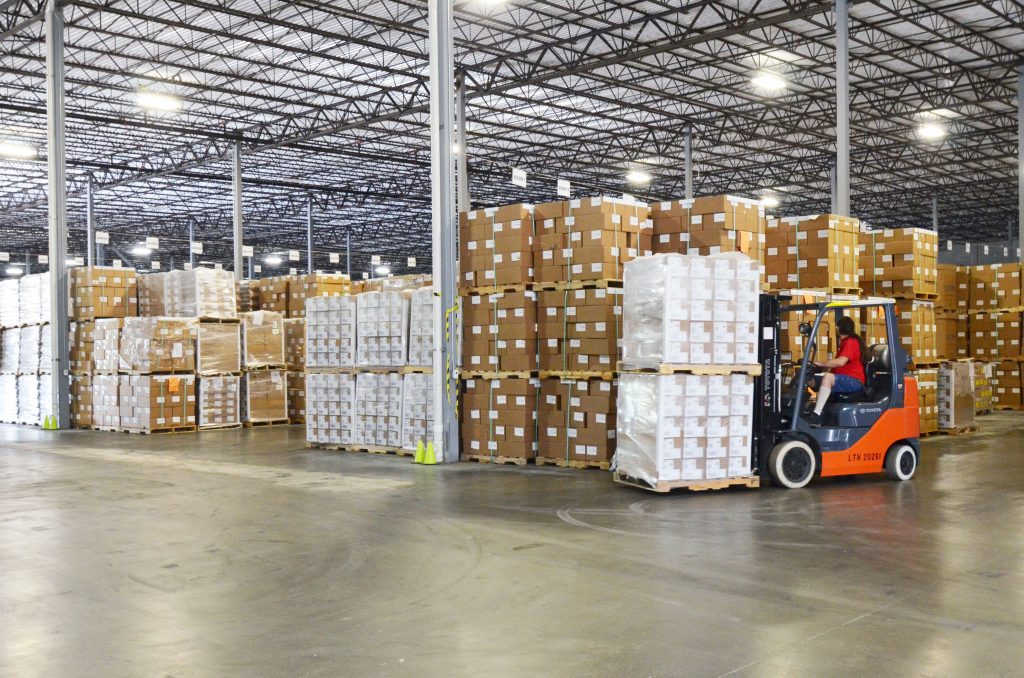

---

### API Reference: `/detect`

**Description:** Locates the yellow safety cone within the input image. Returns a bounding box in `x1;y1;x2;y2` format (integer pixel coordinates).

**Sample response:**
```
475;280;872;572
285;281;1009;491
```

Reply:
422;441;438;465
414;440;425;464
43;416;54;430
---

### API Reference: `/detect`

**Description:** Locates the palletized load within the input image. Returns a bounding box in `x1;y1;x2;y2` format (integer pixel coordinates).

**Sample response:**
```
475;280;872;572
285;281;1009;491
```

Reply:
70;321;95;374
916;368;938;435
196;322;242;375
538;287;622;374
18;273;50;326
287;371;305;422
973;362;994;413
284;318;305;369
241;311;285;369
459;203;535;289
935;264;966;313
138;268;237;320
242;370;288;423
968;311;1021;361
1;328;19;372
92;374;120;428
937;361;974;430
71;374;92;428
537;377;617;467
461;289;537;373
765;214;859;291
305;372;356;446
620;252;760;369
236;279;259;313
119;374;196;432
532;196;651;284
92;318;123;373
935;313;967;360
17;324;41;373
0;374;16;422
616;372;754;485
858;227;938;299
400;372;434;453
650;195;765;264
460;377;538;461
0;278;19;327
407;287;433;367
864;300;937;366
69;266;138;320
288;273;351;318
305;296;356;368
118;317;196;373
354;372;402;447
992;361;1022;410
355;291;408;367
257;275;290;314
198;375;240;428
17;374;49;426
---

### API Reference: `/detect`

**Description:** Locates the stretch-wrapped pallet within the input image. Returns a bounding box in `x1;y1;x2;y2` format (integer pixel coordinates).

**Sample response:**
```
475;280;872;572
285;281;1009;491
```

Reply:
354;372;402;447
305;372;356;446
356;291;408;367
400;372;433;452
0;278;19;327
305;295;356;368
407;287;433;367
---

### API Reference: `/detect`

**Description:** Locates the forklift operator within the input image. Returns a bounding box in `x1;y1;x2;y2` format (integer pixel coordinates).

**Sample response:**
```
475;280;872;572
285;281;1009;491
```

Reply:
805;315;868;425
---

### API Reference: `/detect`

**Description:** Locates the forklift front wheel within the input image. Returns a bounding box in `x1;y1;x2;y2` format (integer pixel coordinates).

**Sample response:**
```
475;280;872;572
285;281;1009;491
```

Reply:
768;440;817;489
884;443;917;481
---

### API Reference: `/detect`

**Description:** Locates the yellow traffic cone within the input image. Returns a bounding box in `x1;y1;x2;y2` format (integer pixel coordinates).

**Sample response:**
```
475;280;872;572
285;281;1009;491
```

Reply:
43;416;55;430
414;440;425;464
422;442;437;465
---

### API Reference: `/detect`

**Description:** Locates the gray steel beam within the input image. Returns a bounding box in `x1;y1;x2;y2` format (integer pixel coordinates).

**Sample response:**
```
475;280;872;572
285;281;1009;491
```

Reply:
836;0;850;216
232;140;243;281
456;69;470;214
306;194;314;274
85;172;94;267
1019;62;1023;263
346;232;351;279
44;0;69;428
830;159;838;214
932;193;939;232
684;123;693;200
188;218;195;268
428;0;458;463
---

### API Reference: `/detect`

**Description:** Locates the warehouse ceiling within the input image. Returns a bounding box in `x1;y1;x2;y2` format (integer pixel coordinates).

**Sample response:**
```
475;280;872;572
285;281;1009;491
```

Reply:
0;0;1021;275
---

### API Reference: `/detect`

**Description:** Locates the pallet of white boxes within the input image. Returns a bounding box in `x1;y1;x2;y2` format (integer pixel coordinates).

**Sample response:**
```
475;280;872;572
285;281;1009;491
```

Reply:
304;282;435;457
614;252;762;492
0;273;55;427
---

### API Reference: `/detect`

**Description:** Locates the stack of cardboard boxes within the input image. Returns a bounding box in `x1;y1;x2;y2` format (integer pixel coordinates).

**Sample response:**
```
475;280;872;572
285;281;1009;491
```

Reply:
916;368;938;435
407;287;433;368
765;215;859;292
858;228;938;299
651;195;765;264
284;318;306;423
117;318;197;433
138;269;236;320
973;362;994;414
936;264;968;360
0;274;53;426
256;276;290;314
241;311;288;424
196;321;242;429
287;273;351;318
937;361;975;431
399;372;433;454
305;372;356;447
966;263;1022;410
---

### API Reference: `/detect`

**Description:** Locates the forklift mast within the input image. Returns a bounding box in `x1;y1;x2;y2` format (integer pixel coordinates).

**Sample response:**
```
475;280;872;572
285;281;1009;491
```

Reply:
752;293;782;481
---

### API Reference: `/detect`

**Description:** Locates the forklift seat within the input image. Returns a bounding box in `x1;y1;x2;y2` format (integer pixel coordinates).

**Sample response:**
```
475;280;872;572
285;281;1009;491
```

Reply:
830;344;889;404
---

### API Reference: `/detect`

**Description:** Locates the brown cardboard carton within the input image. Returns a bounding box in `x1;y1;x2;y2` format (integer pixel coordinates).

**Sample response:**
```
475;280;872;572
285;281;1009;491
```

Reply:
118;317;195;373
284;318;306;369
242;311;286;368
765;214;859;290
69;266;138;320
288;273;351;318
118;374;197;432
858;228;938;299
460;377;538;459
196;322;242;375
461;290;538;373
243;370;288;422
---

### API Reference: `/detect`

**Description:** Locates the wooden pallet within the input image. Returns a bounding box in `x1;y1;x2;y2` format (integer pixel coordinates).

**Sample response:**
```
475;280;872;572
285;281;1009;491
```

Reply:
109;425;197;435
289;418;306;425
532;279;623;292
538;370;616;381
461;370;538;379
198;422;242;431
117;369;196;376
401;365;433;374
458;283;532;297
618;363;762;376
198;316;241;323
937;425;979;436
613;471;760;494
243;419;291;427
244;364;288;372
771;287;861;296
357;366;405;374
464;454;529;466
535;456;611;470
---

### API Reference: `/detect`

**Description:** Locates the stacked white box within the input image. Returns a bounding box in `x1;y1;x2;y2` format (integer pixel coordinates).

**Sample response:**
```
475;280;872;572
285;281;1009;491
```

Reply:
407;287;434;367
356;291;409;367
621;253;760;368
92;374;120;428
1;328;19;373
16;374;40;425
139;269;237;319
38;324;51;373
304;372;356;445
19;273;47;325
0;374;16;422
0;278;19;327
305;296;356;368
400;372;434;451
616;372;755;486
354;372;402;446
18;324;40;373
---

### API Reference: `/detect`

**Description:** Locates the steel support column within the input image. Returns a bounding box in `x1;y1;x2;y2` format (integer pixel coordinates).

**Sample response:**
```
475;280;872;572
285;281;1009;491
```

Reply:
306;195;314;274
428;0;459;463
1018;62;1023;263
456;70;470;214
85;173;94;267
684;124;693;200
932;193;939;232
188;218;195;268
835;0;850;216
830;159;838;214
232;140;243;281
346;232;351;279
45;0;69;428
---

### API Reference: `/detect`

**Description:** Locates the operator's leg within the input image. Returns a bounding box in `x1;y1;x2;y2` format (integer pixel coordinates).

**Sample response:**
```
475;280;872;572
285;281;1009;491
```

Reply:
813;372;835;416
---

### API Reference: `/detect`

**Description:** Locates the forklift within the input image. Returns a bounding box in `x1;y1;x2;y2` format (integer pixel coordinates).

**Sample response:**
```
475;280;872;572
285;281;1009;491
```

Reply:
752;294;921;489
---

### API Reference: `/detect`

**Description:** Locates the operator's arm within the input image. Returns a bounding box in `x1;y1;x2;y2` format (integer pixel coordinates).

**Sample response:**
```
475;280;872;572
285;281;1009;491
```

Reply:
814;355;849;369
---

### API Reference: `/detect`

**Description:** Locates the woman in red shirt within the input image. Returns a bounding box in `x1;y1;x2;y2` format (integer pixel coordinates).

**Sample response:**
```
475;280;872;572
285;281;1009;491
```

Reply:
805;315;868;425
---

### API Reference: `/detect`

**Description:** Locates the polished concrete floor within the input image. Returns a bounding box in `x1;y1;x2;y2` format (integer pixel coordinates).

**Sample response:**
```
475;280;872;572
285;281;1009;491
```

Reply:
1;415;1022;677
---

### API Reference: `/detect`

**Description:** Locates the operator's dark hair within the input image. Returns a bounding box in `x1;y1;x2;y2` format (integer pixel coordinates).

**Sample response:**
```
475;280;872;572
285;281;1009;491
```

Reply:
836;315;869;368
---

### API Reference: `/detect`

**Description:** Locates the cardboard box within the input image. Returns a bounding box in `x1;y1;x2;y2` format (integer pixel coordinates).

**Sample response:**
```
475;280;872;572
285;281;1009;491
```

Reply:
354;371;402;447
284;318;306;369
305;295;356;368
538;287;622;373
91;374;120;428
118;374;197;432
118;317;195;373
992;361;1022;409
69;266;138;320
198;375;241;428
935;264;963;312
305;372;356;446
765;214;859;290
461;377;538;459
242;311;286;369
243;370;288;422
537;377;617;464
462;289;538;373
407;287;434;367
935;313;968;360
70;373;93;428
915;368;938;434
288;273;351;318
400;372;434;452
858;228;938;299
196;322;242;375
138;268;236;320
287;371;305;422
356;291;409;367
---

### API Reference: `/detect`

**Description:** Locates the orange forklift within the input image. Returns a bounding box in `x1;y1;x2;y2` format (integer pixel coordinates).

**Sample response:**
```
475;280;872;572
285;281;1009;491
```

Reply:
753;294;920;489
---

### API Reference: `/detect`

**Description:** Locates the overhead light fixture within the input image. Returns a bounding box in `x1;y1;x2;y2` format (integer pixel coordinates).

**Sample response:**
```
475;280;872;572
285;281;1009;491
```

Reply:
452;142;461;154
918;123;946;140
626;169;651;185
264;254;282;266
135;90;182;113
375;265;391;276
6;266;24;276
751;71;787;92
761;196;780;208
0;141;38;159
131;245;151;257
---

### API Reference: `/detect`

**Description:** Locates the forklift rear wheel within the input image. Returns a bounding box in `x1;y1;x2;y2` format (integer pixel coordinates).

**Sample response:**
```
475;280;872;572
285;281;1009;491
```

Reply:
768;440;816;489
884;443;917;481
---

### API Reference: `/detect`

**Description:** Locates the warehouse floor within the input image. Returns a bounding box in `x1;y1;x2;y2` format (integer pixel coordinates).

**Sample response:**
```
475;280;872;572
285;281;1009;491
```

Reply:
1;417;1022;677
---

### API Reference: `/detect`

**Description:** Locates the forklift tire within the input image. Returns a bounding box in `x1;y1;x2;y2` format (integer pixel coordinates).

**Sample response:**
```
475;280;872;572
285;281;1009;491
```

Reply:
884;443;917;481
768;440;816;489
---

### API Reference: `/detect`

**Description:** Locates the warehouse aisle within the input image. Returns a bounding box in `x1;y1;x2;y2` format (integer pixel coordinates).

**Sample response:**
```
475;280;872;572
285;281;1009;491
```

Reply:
1;419;1022;677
